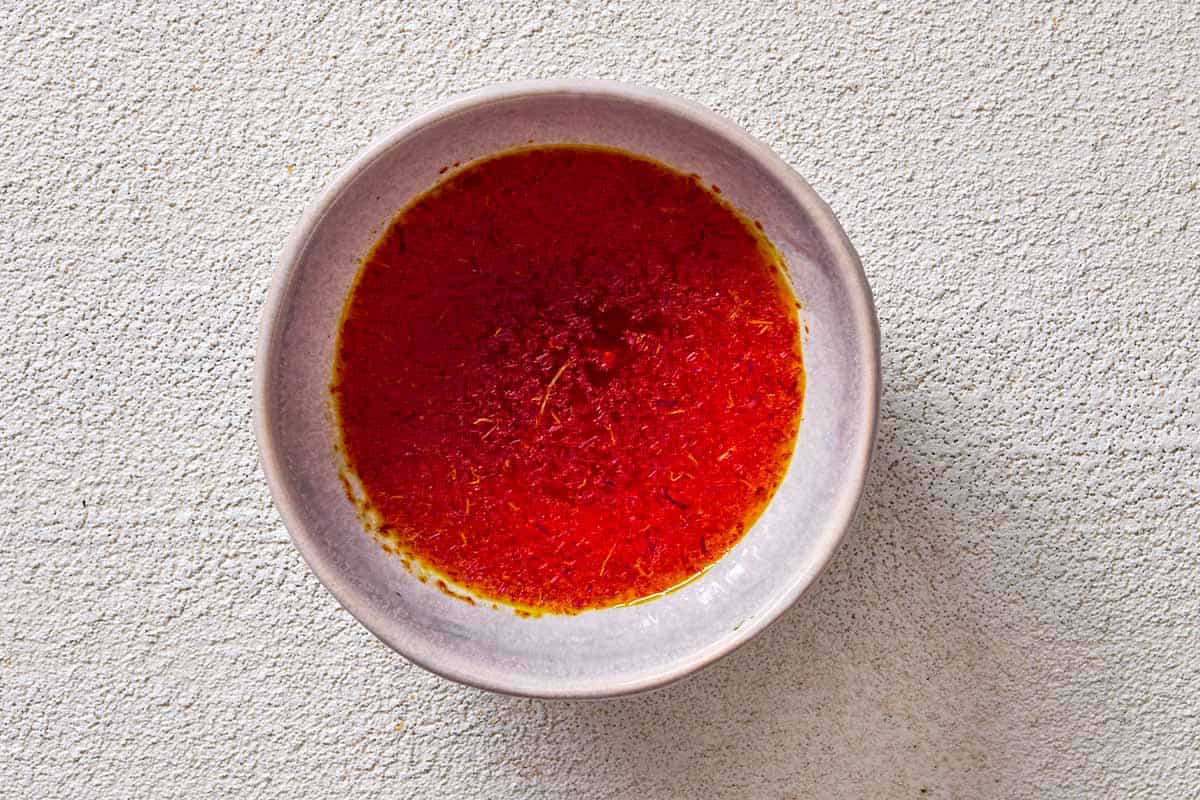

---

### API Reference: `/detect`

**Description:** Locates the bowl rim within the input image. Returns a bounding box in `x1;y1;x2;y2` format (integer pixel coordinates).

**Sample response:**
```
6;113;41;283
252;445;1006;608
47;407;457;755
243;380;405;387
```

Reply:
253;78;880;698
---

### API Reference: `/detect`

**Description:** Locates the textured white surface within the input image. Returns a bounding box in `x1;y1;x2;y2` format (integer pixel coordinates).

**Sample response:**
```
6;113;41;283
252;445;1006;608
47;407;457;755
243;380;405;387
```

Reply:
2;1;1197;797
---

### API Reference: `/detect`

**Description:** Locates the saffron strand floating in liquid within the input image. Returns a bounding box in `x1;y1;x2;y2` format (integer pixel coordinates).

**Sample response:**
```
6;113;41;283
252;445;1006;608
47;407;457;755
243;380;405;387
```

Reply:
332;145;804;614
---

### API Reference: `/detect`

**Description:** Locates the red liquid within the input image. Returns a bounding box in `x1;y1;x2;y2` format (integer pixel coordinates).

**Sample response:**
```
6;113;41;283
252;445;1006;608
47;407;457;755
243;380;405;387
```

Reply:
333;145;803;613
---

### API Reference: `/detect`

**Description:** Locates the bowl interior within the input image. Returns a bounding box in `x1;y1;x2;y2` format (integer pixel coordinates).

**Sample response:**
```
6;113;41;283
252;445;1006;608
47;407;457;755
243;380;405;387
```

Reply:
257;83;877;697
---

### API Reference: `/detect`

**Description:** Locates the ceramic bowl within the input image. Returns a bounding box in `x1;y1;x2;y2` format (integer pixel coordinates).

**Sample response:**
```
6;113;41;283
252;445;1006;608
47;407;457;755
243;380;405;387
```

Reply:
254;80;879;698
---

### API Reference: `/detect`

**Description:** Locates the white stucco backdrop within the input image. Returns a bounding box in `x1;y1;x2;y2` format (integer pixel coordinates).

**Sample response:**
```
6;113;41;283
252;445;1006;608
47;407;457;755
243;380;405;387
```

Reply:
3;2;1197;797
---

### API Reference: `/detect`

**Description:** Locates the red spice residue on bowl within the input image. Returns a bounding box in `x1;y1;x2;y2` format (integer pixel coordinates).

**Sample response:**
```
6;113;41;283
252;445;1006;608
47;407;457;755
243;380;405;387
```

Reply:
331;144;804;614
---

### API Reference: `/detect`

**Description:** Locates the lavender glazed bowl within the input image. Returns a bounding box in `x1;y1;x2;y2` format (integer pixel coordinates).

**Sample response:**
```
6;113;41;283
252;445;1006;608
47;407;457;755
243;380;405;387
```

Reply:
254;80;879;698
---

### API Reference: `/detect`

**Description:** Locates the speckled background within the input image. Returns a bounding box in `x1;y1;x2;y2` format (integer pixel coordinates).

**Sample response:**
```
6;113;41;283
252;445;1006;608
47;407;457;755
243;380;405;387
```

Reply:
2;2;1197;797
